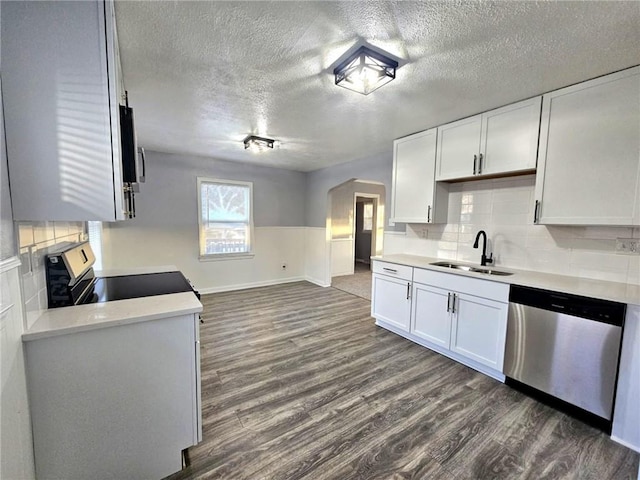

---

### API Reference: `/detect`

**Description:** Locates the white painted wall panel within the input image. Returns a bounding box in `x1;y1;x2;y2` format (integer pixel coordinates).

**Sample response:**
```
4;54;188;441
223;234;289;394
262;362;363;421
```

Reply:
330;238;354;278
0;258;36;480
104;226;306;294
304;227;330;287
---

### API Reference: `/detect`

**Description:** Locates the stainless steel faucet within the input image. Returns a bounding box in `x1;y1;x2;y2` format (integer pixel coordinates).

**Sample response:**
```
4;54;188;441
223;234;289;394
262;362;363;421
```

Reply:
473;230;493;266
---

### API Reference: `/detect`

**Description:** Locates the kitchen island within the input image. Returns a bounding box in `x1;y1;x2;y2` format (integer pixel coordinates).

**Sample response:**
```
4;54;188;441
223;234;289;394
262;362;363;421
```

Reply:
22;269;203;480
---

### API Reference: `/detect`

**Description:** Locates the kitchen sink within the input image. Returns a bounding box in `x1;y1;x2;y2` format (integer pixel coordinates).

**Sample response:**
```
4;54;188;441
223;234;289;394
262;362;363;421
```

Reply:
430;261;513;276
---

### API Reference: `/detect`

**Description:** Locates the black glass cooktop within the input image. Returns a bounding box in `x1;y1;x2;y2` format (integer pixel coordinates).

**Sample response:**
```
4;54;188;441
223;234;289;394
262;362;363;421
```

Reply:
91;271;195;303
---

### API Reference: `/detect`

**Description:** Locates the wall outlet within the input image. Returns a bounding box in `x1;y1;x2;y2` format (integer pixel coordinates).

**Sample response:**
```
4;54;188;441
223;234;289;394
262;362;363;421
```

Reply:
616;238;640;255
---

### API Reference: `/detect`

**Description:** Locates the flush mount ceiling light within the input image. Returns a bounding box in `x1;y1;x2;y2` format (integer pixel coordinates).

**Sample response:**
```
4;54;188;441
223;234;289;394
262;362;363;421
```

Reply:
243;135;275;152
333;45;399;95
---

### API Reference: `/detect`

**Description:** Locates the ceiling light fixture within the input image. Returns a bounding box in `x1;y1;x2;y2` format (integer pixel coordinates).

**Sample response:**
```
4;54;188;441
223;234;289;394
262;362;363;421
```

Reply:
243;135;275;152
333;45;399;95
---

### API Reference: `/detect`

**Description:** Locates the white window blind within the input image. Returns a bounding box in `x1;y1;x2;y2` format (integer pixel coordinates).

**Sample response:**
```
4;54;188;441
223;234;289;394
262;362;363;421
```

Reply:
87;221;103;270
197;178;254;258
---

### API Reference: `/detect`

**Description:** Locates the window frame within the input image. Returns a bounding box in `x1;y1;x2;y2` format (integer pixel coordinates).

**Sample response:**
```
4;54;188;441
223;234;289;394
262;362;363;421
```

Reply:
197;177;255;261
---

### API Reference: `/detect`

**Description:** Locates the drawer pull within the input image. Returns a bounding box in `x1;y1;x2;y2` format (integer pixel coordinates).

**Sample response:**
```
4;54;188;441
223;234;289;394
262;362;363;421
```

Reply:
451;293;457;314
447;292;451;312
406;282;411;300
382;267;398;273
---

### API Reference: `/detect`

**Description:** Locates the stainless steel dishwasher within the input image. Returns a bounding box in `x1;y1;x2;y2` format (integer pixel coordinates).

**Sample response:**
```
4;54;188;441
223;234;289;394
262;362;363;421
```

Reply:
504;285;626;432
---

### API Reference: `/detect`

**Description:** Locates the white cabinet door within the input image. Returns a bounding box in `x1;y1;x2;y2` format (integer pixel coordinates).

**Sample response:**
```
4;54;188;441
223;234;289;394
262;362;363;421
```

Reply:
2;0;126;221
371;273;412;332
480;97;541;175
534;67;640;226
450;293;508;371
392;128;446;223
411;283;452;349
612;305;640;453
24;314;200;479
436;115;482;180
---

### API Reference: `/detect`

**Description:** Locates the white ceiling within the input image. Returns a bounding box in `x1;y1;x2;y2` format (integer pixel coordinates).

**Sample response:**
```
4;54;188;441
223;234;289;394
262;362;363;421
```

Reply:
115;1;640;172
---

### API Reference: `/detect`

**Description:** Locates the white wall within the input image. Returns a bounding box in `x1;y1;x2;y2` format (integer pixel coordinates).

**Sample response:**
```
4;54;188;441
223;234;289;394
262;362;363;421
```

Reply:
103;150;309;292
330;238;354;277
386;175;640;285
304;227;330;287
305;151;398;230
104;226;307;293
1;259;36;480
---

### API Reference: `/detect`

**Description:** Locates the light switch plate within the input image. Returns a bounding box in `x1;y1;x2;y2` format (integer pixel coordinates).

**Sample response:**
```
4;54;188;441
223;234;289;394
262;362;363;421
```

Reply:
616;238;640;255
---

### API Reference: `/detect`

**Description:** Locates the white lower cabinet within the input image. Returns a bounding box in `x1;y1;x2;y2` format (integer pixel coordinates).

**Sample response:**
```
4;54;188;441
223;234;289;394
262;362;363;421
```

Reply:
449;292;508;372
411;283;451;349
371;273;412;332
24;313;201;480
372;260;510;381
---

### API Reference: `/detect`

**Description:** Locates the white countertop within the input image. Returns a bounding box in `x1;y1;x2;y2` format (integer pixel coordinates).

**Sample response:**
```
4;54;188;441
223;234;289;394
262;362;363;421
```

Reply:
373;254;640;306
23;267;203;342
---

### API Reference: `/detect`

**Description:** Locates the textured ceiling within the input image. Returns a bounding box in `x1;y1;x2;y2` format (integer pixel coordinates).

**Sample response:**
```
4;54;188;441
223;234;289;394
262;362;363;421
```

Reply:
115;1;640;172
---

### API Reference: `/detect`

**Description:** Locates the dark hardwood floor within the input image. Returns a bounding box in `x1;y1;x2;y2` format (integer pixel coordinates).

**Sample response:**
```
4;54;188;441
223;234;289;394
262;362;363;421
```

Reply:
167;281;639;480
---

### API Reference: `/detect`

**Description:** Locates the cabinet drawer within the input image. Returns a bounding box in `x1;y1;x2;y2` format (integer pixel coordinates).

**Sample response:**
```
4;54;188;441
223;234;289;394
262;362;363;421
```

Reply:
413;268;509;302
372;261;413;281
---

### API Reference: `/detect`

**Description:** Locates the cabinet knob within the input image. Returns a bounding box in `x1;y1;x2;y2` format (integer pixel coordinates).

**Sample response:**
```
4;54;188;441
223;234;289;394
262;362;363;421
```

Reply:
406;282;411;300
447;292;451;312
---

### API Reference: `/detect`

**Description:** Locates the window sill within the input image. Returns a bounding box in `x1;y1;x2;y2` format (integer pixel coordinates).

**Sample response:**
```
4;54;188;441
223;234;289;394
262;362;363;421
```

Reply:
199;252;255;262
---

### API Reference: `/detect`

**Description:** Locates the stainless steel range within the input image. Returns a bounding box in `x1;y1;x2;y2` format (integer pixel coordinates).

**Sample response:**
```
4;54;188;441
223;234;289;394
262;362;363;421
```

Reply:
45;242;199;308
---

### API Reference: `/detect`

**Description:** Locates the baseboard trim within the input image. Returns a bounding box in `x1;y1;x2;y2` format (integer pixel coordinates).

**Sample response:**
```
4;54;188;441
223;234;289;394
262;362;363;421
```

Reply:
374;319;505;383
198;276;306;294
305;276;330;288
610;435;640;454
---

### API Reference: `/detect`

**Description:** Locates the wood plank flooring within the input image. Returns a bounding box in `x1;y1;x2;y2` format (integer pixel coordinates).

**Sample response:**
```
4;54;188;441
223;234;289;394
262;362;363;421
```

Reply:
167;281;639;480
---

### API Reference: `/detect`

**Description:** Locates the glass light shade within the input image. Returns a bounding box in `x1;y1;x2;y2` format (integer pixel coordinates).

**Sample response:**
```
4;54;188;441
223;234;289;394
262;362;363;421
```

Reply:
334;46;398;95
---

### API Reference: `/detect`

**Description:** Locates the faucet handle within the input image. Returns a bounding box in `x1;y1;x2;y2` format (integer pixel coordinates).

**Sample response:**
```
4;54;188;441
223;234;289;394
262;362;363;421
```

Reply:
486;253;494;265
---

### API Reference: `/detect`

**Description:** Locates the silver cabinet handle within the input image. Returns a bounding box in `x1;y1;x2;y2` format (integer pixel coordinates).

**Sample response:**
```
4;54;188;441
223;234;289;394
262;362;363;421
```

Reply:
451;293;457;314
427;205;432;223
383;267;398;273
533;200;540;224
478;153;483;175
137;147;146;182
406;282;411;300
473;154;478;175
447;292;451;312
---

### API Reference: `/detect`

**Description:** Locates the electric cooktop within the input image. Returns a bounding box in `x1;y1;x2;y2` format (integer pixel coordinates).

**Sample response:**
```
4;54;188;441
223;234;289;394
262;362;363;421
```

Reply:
91;271;196;303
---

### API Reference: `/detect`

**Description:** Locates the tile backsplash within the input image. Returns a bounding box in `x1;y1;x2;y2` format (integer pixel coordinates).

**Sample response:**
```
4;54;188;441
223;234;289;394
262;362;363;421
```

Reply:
18;221;86;329
386;175;640;286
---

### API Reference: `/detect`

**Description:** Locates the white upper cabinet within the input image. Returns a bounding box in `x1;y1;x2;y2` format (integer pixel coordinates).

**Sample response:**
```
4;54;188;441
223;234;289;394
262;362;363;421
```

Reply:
2;1;126;221
534;67;640;226
391;129;448;224
480;97;542;176
436;97;542;181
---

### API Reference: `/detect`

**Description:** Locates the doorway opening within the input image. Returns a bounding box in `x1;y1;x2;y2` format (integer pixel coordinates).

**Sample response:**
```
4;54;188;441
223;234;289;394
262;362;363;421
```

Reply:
326;179;385;300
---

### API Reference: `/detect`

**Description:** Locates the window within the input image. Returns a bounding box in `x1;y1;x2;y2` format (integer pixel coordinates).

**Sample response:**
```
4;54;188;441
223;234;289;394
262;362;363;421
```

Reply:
198;178;254;259
87;221;103;270
362;203;374;232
